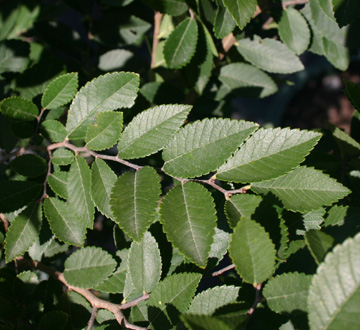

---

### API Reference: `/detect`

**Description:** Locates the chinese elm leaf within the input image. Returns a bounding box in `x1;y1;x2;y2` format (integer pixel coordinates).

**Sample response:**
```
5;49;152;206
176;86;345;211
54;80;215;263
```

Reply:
214;0;236;38
332;0;360;27
66;72;139;139
308;232;360;329
236;37;304;74
43;197;86;246
128;232;162;294
344;80;360;111
217;128;321;183
10;154;47;178
324;205;348;227
0;40;29;74
229;217;276;285
98;49;134;71
209;228;231;262
323;37;349;71
110;166;161;242
64;246;117;288
160;181;217;268
85;111;123;151
305;230;334;264
93;268;126;294
145;0;188;16
181;314;232;330
0;181;41;213
163;118;258;178
251;166;351;213
91;159;116;219
223;0;257;30
5;202;42;263
117;104;191;159
302;208;325;232
41;120;67;143
263;272;312;313
219;63;278;98
51;148;74;166
163;18;198;69
278;7;310;55
0;97;38;121
67;155;94;229
47;171;69;199
41;73;78;110
187;286;239;315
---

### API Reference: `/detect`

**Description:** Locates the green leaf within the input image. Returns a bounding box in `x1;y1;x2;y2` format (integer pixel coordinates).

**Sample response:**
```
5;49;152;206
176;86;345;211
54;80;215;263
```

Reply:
41;120;67;143
5;202;42;263
305;230;334;264
302;208;325;232
160;182;217;267
214;0;236;38
43;197;86;247
41;73;78;110
263;272;312;313
85;111;123;151
144;0;188;16
67;155;94;229
64;246;117;288
163;118;258;178
110;166;161;242
47;171;69;199
236;37;304;74
0;97;38;121
128;232;162;294
323;37;349;71
187;286;239;315
330;124;360;156
324;205;348;227
66;72;139;139
51;148;74;166
0;181;41;213
217;128;321;183
225;194;262;228
209;228;231;262
308;232;360;329
332;0;360;27
230;217;276;285
223;0;257;30
344;80;360;111
98;49;134;71
10;154;47;178
91;159;116;219
163;18;198;69
278;7;310;55
219;63;278;98
148;273;202;325
0;40;29;74
181;314;232;330
251;166;351;213
117;104;191;159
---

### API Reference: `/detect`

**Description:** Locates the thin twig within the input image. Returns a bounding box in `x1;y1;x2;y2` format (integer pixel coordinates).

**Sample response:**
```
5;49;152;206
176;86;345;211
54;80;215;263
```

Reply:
211;264;235;277
120;293;150;310
151;11;163;69
0;213;9;232
248;283;262;315
87;306;98;330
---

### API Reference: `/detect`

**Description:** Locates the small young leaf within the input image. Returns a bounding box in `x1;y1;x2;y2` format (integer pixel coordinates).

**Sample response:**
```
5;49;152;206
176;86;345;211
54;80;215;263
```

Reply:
5;202;42;263
163;18;198;69
160;181;216;268
308;232;360;329
305;230;334;264
117;104;191;159
229;217;276;285
302;208;325;232
251;166;351;213
67;155;94;229
263;272;312;313
10;154;47;178
110;166;161;242
324;205;348;227
51;148;74;166
223;0;257;30
0;97;38;121
219;63;278;98
187;286;239;315
41;120;67;143
128;232;162;294
85;111;123;151
64;246;117;288
236;37;304;74
43;197;86;247
214;0;236;39
91;159;116;219
217;128;321;183
163;118;258;178
278;8;310;55
41;72;78;110
66;72;139;139
47;171;69;199
0;181;42;213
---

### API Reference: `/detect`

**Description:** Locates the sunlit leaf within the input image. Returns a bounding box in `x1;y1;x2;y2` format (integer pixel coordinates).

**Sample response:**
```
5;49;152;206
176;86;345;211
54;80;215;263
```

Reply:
48;171;68;199
223;0;257;30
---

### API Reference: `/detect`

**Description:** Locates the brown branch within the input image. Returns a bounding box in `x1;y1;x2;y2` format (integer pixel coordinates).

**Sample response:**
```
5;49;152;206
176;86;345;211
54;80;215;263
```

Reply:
87;306;98;330
16;257;149;330
248;283;263;315
211;264;235;277
0;213;9;232
151;11;163;69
